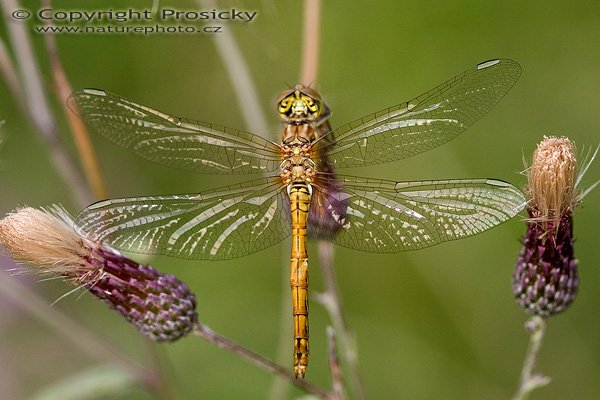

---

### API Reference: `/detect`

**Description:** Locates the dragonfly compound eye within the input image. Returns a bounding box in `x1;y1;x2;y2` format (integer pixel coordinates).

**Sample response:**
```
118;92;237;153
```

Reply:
277;90;322;120
278;96;294;116
301;94;321;117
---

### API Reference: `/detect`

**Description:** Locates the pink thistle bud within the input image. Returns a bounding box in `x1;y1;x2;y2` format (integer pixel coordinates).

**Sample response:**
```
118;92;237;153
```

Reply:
513;137;597;317
0;206;197;341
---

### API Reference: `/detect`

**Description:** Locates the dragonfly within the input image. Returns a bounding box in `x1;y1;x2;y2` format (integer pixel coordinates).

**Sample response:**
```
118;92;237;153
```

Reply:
72;58;525;378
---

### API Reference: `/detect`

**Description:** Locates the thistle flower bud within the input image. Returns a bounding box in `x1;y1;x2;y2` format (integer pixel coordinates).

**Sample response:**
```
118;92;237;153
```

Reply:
513;137;595;317
0;206;197;341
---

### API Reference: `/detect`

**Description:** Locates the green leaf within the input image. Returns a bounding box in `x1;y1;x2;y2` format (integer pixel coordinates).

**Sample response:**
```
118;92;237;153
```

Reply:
29;365;137;400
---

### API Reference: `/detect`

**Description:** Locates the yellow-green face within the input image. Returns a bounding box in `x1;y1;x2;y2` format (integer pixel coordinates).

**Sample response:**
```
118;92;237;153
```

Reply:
277;87;322;121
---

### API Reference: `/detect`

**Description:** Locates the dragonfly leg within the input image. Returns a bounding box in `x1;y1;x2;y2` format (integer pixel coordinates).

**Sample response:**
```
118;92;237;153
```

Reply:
290;256;309;378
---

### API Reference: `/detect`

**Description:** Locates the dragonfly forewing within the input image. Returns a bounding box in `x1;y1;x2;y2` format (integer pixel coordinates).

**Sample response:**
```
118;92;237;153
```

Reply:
312;59;521;169
69;89;283;174
310;174;526;252
75;176;291;260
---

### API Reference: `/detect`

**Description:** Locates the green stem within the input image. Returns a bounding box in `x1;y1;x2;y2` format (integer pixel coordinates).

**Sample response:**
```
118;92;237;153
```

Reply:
316;241;367;400
192;322;333;399
511;316;551;400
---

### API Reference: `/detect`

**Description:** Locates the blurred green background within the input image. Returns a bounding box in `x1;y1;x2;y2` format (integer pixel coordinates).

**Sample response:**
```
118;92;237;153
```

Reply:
1;0;599;399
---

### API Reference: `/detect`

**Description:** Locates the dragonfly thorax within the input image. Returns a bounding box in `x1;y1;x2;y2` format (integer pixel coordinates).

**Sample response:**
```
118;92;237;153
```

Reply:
279;93;320;188
282;122;317;145
280;142;316;185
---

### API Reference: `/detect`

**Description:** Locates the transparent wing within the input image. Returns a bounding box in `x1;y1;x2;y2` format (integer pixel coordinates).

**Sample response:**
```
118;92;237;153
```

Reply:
75;177;291;260
313;59;521;168
69;89;282;174
309;174;526;252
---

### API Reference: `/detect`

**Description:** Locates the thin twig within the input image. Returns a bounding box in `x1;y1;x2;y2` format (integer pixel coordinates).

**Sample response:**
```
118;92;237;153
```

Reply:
316;241;367;400
327;326;347;400
197;0;269;135
141;339;181;400
300;0;322;85
0;0;92;207
192;322;333;399
42;3;162;397
303;2;367;397
193;1;299;397
268;253;294;400
0;37;26;111
511;316;551;400
41;0;108;200
0;265;160;393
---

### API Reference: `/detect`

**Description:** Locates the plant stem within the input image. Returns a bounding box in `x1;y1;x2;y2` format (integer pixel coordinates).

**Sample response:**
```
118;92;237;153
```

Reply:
511;316;551;400
42;0;108;200
0;0;93;207
316;241;367;400
268;252;294;400
327;326;347;400
197;0;269;136
0;37;26;111
192;322;333;399
300;0;322;85
0;266;159;393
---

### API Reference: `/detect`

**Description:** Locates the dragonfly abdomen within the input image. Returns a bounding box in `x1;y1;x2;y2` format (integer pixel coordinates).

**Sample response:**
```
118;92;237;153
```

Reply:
288;181;311;378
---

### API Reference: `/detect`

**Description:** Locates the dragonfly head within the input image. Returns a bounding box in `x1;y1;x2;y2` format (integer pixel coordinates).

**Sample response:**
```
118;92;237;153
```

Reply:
277;85;322;121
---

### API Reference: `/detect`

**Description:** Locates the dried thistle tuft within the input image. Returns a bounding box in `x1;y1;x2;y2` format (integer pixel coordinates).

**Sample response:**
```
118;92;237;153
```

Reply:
0;206;197;341
527;137;577;231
